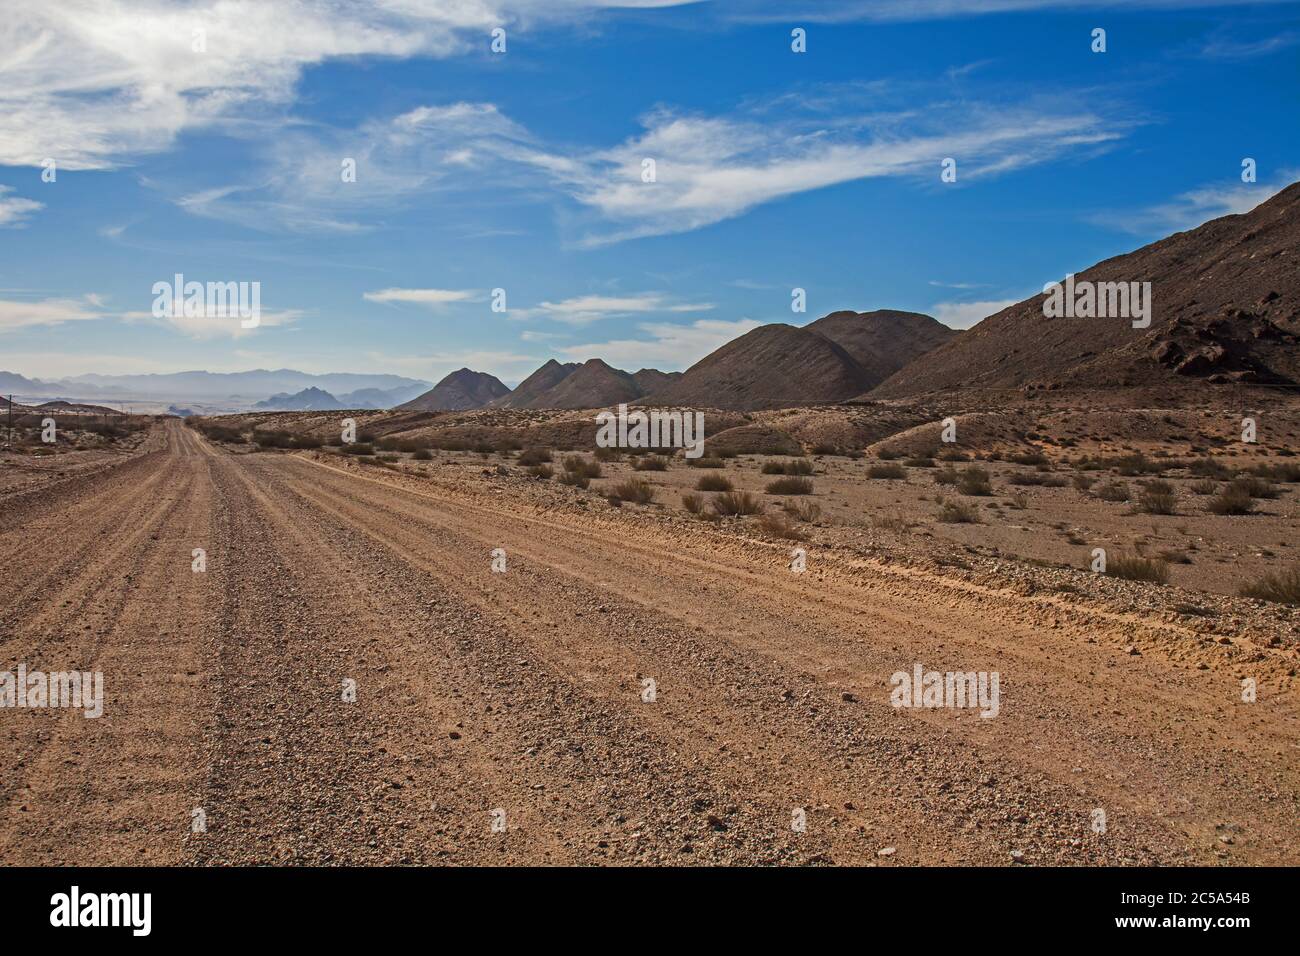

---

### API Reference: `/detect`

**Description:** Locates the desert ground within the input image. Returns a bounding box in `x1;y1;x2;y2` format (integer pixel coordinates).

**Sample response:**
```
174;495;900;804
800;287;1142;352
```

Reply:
0;407;1297;865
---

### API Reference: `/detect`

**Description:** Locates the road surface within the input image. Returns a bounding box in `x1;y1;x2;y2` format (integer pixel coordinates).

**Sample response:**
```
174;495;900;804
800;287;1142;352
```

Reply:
0;420;1295;865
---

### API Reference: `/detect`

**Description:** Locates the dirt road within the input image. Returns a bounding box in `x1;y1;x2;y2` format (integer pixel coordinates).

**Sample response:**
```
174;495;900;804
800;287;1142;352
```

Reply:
1;420;1295;865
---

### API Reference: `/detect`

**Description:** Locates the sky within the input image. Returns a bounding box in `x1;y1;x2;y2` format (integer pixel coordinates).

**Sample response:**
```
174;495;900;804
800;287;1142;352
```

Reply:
1;0;1298;386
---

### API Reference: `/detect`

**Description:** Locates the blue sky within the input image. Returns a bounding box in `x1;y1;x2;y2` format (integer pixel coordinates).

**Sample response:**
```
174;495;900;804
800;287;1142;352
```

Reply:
1;0;1297;385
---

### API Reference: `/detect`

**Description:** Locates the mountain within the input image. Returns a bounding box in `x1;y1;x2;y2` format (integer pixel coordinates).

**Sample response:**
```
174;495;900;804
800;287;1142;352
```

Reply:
644;324;877;410
253;387;344;411
336;384;430;409
521;358;642;409
872;181;1300;397
489;359;579;408
631;368;683;395
398;368;511;411
807;309;956;384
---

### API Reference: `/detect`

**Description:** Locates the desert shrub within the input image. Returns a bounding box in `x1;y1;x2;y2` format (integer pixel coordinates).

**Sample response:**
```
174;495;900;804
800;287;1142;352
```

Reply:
407;448;431;461
1189;478;1218;495
937;500;981;523
562;455;602;479
1137;480;1178;515
609;477;655;504
765;476;814;495
1009;450;1049;466
1113;453;1161;476
1095;480;1130;502
198;424;245;443
957;467;992;496
1206;486;1255;515
634;455;669;472
759;512;808;541
1188;457;1233;479
558;471;590;489
254;430;295;449
592;445;623;461
1008;493;1028;510
782;499;822;523
936;447;967;461
712;491;763;516
526;464;553;479
518;447;552;466
1229;475;1278;499
1105;554;1169;584
292;435;324;449
1250;462;1300;482
378;453;400;463
681;492;704;514
933;465;960;486
341;443;375;456
810;442;841;456
904;456;935;468
867;463;906;480
1239;567;1300;604
695;473;733;492
762;458;813;476
688;456;725;468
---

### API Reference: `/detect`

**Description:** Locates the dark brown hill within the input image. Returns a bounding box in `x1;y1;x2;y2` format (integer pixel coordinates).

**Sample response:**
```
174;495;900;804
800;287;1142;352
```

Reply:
807;309;956;384
644;324;877;410
397;368;510;411
489;359;578;409
526;358;642;409
873;181;1300;397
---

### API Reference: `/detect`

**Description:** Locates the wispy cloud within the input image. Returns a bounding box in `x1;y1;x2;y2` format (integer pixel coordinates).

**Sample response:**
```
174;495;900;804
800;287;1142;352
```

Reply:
557;317;764;369
180;90;1133;244
122;307;305;340
0;186;43;227
513;293;715;325
1197;30;1300;59
1088;175;1292;235
930;299;1018;329
0;2;698;171
363;288;479;308
0;294;104;331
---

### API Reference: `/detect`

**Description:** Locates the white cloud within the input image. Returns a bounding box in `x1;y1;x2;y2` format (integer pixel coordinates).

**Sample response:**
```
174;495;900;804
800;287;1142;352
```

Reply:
363;287;478;307
560;106;1126;245
514;293;714;325
0;185;42;227
202;92;1130;243
122;307;304;340
0;1;697;171
557;317;764;370
1088;176;1292;235
0;295;106;331
930;299;1018;330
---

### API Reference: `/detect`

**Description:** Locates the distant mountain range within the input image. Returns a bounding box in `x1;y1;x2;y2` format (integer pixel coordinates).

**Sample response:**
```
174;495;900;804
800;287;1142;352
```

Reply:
0;369;431;411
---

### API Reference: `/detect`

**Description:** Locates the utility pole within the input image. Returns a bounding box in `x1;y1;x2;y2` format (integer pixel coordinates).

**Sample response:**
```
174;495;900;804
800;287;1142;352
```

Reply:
5;394;11;450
